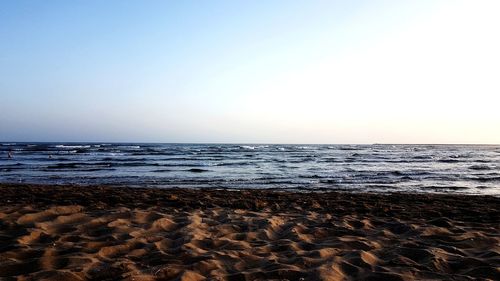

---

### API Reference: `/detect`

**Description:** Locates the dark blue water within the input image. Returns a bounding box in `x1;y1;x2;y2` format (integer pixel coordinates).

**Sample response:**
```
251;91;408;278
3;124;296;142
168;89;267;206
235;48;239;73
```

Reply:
1;143;499;195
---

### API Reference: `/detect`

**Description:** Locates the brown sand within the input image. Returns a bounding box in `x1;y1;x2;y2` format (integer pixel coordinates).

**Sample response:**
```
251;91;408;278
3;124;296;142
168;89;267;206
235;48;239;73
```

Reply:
0;184;498;281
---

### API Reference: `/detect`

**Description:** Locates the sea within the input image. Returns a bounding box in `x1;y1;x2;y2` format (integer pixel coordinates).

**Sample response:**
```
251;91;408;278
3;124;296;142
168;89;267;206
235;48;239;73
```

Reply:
0;143;499;195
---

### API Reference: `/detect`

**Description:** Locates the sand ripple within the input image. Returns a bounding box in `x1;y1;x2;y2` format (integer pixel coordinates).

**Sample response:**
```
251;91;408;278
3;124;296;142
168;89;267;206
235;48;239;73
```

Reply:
0;184;499;280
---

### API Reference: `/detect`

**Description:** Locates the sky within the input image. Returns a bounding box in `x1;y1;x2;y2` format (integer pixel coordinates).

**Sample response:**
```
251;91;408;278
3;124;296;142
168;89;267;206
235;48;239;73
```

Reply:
1;0;499;144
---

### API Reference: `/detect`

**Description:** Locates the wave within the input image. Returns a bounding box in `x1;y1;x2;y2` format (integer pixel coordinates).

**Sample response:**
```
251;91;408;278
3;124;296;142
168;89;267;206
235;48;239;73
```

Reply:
239;145;269;150
46;163;112;169
151;169;172;173
0;143;16;146
1;166;25;171
157;157;223;161
468;176;500;182
117;145;141;149
320;157;340;163
295;146;313;149
468;165;492;170
412;155;433;160
158;163;208;167
298;175;324;179
438;159;460;163
55;145;91;149
44;162;171;169
289;158;315;163
215;162;251;167
319;179;340;184
424;185;469;190
240;145;255;150
131;151;183;156
101;157;148;162
0;163;24;167
50;168;117;172
186;168;209;173
338;146;361;151
474;159;493;163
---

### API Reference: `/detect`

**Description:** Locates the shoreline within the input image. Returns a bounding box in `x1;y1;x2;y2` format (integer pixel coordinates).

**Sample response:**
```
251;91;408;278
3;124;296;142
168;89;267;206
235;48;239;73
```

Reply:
1;183;499;280
1;183;498;217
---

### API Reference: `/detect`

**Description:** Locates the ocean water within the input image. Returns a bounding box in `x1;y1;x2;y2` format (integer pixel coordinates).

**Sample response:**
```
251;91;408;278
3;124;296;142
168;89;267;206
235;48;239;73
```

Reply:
0;143;499;195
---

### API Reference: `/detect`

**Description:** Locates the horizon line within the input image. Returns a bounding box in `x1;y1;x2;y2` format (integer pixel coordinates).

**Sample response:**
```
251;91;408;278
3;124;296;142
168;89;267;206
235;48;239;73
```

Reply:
1;141;499;146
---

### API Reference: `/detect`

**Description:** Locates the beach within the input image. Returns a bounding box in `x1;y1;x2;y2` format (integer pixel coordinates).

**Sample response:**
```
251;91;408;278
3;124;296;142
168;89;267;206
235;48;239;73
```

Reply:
3;0;500;279
0;184;498;280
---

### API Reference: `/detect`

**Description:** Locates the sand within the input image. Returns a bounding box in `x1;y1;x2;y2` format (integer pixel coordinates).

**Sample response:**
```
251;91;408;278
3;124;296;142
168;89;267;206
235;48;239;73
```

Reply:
0;184;498;280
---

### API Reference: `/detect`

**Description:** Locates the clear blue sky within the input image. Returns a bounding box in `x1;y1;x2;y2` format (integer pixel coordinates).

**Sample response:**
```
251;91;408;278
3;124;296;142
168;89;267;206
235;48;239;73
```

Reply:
1;0;499;143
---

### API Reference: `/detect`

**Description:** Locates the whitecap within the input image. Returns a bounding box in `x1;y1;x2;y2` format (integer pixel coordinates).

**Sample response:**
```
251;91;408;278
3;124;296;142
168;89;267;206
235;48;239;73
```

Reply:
55;145;91;149
240;145;255;150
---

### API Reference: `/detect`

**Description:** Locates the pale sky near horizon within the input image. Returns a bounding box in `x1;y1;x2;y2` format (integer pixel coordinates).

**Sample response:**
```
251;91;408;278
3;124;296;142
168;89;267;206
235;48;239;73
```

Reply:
1;0;499;144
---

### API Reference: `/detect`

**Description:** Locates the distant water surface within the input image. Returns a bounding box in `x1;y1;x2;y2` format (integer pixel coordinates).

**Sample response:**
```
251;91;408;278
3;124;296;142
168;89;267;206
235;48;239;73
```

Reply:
1;143;499;195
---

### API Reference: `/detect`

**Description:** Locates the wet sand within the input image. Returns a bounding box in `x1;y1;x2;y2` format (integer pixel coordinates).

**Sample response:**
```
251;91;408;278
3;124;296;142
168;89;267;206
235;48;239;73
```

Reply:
0;184;499;280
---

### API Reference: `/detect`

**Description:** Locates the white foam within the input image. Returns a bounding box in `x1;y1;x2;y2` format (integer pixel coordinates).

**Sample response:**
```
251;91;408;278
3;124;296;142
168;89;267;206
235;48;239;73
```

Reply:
240;145;256;150
55;145;91;149
121;146;141;149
